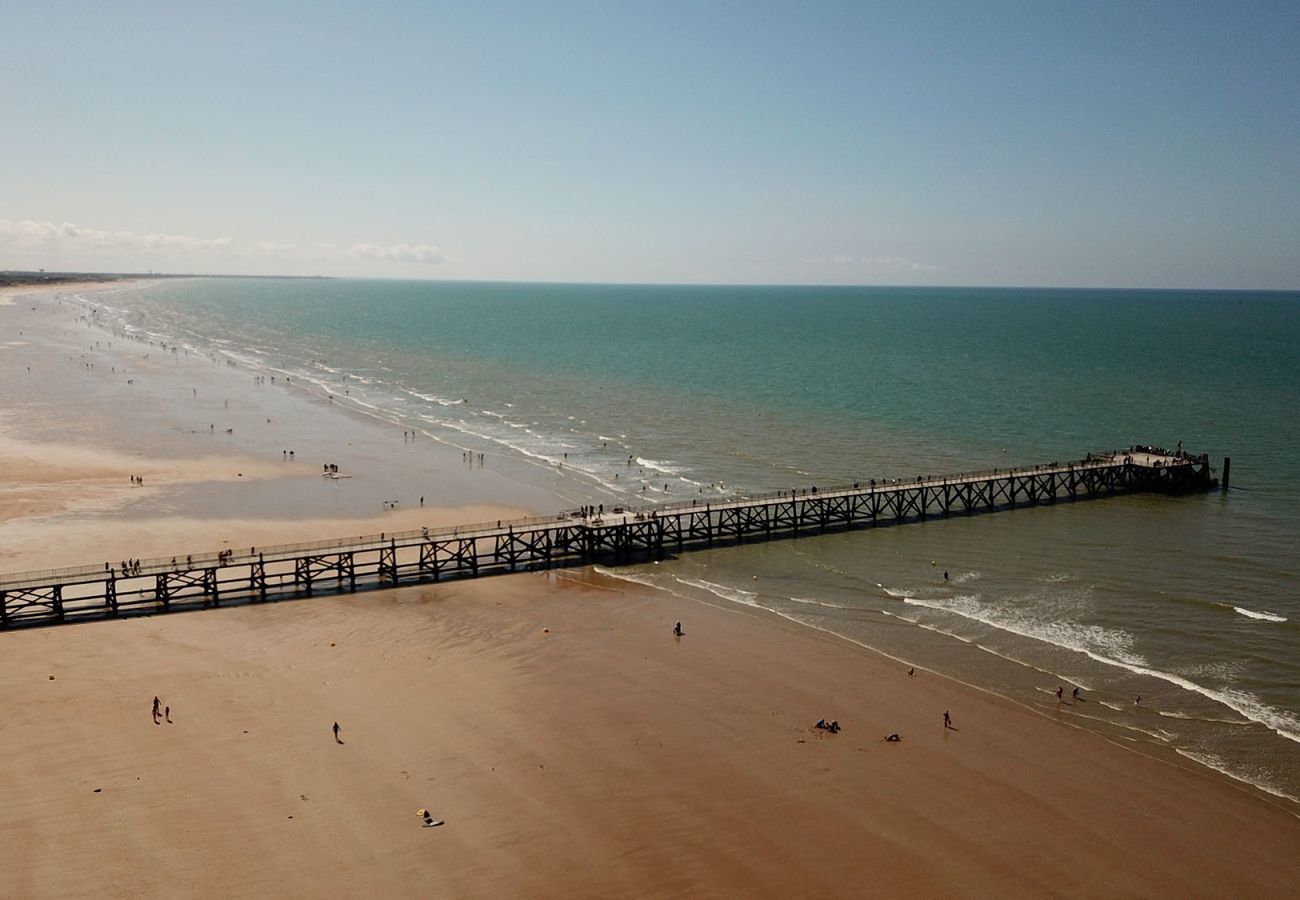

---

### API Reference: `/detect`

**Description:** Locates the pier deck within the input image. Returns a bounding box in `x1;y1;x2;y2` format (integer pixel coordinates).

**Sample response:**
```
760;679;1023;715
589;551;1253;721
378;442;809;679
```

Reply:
0;447;1216;629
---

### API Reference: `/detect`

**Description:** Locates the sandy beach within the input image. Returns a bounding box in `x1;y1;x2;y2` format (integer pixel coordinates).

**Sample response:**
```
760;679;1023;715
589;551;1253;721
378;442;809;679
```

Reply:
2;282;1299;897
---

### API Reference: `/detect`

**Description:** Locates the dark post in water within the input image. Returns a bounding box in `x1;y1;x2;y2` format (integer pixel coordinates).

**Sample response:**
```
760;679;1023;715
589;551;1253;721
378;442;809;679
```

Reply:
1221;457;1231;493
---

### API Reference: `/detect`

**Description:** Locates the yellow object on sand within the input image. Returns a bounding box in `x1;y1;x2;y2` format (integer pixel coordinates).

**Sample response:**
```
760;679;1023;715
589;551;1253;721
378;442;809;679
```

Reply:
416;808;427;817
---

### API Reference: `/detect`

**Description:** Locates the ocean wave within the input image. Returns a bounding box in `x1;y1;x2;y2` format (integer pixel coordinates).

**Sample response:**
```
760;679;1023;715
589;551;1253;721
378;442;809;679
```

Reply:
407;390;464;407
1174;660;1246;681
1156;710;1251;726
675;577;760;608
899;592;1147;667
788;595;855;611
887;610;1108;687
881;586;915;599
1230;605;1288;623
1174;749;1299;804
592;566;668;590
898;593;1300;745
636;456;684;476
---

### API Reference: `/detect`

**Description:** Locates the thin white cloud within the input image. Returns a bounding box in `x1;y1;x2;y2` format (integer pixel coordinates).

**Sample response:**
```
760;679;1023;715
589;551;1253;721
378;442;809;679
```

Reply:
257;241;299;255
0;218;232;252
799;252;938;273
0;218;449;273
347;242;447;264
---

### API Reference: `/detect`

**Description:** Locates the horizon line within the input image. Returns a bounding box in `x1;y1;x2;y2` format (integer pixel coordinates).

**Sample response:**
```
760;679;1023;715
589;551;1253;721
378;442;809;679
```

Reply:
3;269;1298;295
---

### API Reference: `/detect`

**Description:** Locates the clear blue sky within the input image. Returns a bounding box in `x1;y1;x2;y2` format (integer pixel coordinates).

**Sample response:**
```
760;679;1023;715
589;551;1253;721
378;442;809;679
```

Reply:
2;1;1297;288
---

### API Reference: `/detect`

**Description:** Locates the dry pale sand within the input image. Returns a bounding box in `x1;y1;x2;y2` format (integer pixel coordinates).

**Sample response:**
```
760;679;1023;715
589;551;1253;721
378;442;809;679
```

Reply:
2;573;1298;899
0;280;138;306
2;281;1299;898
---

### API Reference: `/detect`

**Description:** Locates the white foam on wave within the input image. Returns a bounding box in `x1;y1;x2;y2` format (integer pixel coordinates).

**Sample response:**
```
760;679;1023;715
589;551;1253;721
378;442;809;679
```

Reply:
900;593;1148;668
601;569;889;660
592;566;667;590
407;389;464;407
1175;659;1246;681
881;586;915;599
436;419;560;467
1174;749;1300;804
1156;710;1251;726
897;593;1300;746
636;456;684;476
788;596;855;611
951;571;981;584
888;608;1099;683
1231;606;1288;623
675;577;760;608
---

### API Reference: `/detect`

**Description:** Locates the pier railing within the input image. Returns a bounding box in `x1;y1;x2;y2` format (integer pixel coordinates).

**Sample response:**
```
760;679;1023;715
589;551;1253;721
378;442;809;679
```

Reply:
0;447;1216;629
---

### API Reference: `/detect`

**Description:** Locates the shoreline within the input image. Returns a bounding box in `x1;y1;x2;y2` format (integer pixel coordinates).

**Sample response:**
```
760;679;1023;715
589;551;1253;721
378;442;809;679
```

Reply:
0;281;556;572
2;281;1298;893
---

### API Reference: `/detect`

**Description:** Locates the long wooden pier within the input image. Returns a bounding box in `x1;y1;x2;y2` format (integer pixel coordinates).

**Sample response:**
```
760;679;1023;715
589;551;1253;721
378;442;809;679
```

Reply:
0;447;1216;629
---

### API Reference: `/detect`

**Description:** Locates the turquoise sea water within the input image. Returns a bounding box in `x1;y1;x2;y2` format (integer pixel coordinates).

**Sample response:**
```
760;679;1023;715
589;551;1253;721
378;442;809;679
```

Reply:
84;278;1300;806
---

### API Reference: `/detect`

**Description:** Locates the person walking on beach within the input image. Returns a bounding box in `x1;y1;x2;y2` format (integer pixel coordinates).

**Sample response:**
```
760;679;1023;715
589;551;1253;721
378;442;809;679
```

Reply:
333;722;342;744
165;705;172;724
673;621;683;637
152;696;161;725
1072;687;1081;702
943;710;952;729
1056;686;1064;703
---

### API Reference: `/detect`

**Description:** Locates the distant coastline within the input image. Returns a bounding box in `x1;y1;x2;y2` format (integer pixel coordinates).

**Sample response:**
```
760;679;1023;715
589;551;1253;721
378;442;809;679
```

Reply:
0;270;332;288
